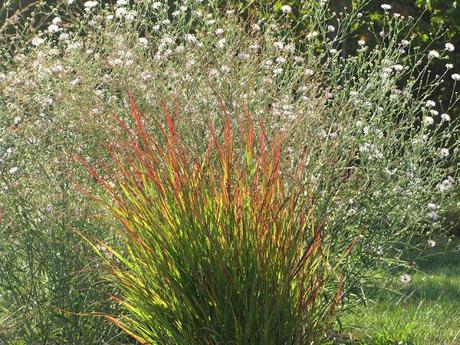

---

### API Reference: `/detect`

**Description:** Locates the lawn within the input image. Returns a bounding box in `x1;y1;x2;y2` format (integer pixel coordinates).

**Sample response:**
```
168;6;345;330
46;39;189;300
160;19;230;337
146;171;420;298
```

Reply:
338;237;460;345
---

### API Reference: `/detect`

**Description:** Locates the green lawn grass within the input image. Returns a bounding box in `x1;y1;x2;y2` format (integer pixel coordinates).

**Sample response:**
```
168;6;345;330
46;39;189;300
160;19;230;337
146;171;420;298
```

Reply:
337;237;460;345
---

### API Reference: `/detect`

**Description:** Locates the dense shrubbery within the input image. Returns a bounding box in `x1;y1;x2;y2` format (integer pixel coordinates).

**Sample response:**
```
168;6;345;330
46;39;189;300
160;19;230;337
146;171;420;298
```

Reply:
0;0;458;343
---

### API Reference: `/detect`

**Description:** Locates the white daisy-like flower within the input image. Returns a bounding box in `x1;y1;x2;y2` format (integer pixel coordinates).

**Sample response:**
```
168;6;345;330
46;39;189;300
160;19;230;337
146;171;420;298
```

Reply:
392;64;404;72
215;28;225;35
31;36;45;46
52;17;62;25
381;4;392;11
184;34;197;43
117;0;127;4
441;113;451;122
13;116;22;125
400;273;411;284
446;63;454;70
427;239;436;247
273;41;284;50
115;7;127;17
307;31;319;40
305;68;314;77
217;38;226;49
47;24;60;33
281;5;292;14
427;203;439;210
9;167;19;175
445;43;455;52
358;40;366;47
84;1;98;8
423;116;434;126
138;37;148;47
427;210;439;222
273;67;284;75
208;69;219;78
428;50;440;59
327;25;336;33
426;100;436;108
439;148;449;159
452;73;460;81
140;71;153;81
152;2;162;9
401;39;410;46
221;65;231;74
430;109;439;116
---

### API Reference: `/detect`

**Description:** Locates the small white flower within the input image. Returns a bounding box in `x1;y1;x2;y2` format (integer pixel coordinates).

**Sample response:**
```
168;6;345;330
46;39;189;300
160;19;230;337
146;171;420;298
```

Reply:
208;69;219;78
13;116;22;125
238;52;250;60
441;113;451;122
115;7;127;17
273;67;284;75
330;48;338;54
59;33;69;41
252;23;261;31
47;24;60;33
140;71;153;81
67;0;75;4
358;39;366;47
31;36;45;46
381;4;392;11
427;239;436;247
52;17;62;25
445;43;455;52
446;63;454;70
306;31;319;40
117;0;127;5
84;1;98;8
215;28;225;35
426;100;436;108
217;38;226;49
423;116;434;126
152;2;162;9
392;64;404;72
430;109;439;116
276;56;286;64
428;50;440;59
400;273;411;284
401;39;410;46
221;65;231;74
138;37;148;47
274;41;284;50
304;68;314;77
452;73;460;82
439;148;449;159
427;203;439;210
184;33;196;43
281;5;292;14
9;167;19;175
327;25;336;33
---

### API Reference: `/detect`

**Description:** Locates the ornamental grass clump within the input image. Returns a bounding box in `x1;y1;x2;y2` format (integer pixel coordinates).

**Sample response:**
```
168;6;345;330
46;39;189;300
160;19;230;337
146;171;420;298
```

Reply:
81;98;351;344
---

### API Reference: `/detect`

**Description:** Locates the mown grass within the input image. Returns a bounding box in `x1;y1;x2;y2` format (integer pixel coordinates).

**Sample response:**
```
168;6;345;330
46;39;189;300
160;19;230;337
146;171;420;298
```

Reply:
338;237;460;345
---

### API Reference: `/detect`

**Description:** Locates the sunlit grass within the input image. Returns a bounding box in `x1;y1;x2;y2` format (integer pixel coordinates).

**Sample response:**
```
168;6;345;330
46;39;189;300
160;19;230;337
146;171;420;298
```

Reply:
339;237;460;345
